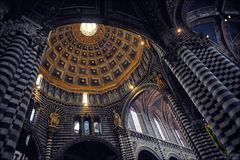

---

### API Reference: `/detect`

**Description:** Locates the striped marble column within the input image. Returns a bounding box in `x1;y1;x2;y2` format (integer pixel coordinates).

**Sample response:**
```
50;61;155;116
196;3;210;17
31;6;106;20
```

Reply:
165;53;239;154
167;94;225;160
0;18;47;160
177;46;240;153
45;136;53;160
115;129;135;160
0;32;15;57
193;46;240;99
178;46;240;127
0;33;29;105
155;31;240;155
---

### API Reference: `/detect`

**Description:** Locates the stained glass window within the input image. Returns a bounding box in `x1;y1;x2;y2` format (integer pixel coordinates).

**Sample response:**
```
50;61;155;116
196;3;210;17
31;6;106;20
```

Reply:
30;108;35;122
174;129;184;146
94;122;100;134
84;120;90;135
36;74;43;89
74;121;80;133
130;108;142;133
154;117;166;140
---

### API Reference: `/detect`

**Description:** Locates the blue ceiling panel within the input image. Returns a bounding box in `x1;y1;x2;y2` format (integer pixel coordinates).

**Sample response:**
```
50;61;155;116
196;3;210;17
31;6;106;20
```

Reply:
191;22;218;43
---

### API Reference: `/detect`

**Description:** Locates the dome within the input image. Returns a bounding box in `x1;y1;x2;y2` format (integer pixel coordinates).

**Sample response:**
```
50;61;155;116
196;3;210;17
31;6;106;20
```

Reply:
40;23;145;94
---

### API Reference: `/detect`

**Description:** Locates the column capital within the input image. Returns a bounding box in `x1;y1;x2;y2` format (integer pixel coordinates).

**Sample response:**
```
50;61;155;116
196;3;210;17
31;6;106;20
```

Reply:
0;16;48;49
152;74;171;98
162;28;210;51
1;16;38;35
160;29;211;67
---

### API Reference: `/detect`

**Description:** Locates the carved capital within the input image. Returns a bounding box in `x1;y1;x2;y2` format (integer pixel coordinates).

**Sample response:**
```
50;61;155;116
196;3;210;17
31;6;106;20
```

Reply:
163;27;211;50
153;75;167;90
162;29;211;67
0;16;48;50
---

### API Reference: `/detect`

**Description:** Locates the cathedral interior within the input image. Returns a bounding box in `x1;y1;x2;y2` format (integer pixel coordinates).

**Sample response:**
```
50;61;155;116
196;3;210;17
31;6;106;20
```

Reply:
0;0;240;160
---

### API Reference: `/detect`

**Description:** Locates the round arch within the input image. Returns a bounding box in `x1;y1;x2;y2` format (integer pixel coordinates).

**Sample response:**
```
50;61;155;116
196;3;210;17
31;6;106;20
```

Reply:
167;152;181;160
136;146;161;160
54;136;121;160
122;83;161;128
15;122;43;160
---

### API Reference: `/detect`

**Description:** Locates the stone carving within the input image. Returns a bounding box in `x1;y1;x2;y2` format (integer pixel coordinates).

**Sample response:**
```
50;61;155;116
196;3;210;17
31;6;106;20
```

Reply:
49;112;60;127
0;16;47;50
154;76;166;89
113;110;123;129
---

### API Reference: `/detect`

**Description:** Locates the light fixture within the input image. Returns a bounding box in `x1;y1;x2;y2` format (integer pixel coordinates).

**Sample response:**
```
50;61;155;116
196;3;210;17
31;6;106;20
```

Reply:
128;83;134;90
224;18;228;22
177;28;182;33
228;15;231;19
141;41;145;45
82;93;88;106
129;85;134;90
80;23;98;36
36;74;43;89
206;35;209;38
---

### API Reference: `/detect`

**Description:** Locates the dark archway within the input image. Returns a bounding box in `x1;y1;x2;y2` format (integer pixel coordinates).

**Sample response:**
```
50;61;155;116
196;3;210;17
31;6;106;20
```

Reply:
14;126;42;160
138;150;159;160
56;137;121;160
63;141;118;160
122;83;159;128
169;156;179;160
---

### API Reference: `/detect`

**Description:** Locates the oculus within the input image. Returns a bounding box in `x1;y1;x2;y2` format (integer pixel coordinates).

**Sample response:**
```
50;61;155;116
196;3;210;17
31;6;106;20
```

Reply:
80;23;98;36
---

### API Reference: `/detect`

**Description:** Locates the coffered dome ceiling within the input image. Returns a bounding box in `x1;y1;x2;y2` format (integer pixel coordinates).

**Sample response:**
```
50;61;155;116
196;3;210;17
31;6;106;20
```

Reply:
40;23;145;94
